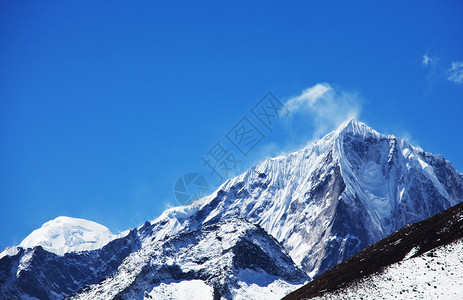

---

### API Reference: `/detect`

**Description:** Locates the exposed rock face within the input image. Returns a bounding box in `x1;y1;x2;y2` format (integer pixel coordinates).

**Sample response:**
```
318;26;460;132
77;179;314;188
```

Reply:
68;219;308;300
0;230;141;299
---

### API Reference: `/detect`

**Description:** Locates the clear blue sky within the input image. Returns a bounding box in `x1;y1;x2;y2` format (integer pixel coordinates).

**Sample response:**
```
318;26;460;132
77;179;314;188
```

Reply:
1;1;462;250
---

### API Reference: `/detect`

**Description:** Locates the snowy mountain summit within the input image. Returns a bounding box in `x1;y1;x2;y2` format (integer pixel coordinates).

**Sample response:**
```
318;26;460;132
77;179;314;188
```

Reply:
148;119;463;278
19;216;117;255
1;119;462;299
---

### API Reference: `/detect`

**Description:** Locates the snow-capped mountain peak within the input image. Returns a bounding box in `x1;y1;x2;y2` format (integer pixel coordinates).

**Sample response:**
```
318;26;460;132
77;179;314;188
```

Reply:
19;216;117;255
335;119;384;138
146;119;463;278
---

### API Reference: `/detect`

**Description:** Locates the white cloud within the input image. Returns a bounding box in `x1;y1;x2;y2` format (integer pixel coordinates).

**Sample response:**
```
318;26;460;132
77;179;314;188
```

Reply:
283;83;363;139
164;201;177;210
421;53;463;85
422;54;431;66
285;83;332;111
422;54;438;66
447;61;463;84
396;130;421;149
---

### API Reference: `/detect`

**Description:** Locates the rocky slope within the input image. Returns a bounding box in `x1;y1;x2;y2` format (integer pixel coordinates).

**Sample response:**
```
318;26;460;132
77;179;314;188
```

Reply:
68;219;308;300
0;230;141;299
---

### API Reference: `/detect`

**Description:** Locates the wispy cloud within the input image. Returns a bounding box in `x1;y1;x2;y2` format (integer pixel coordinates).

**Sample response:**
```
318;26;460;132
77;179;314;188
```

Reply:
421;53;441;88
422;54;438;66
243;84;363;170
447;61;463;84
421;53;463;86
284;83;363;139
285;83;332;110
396;130;421;149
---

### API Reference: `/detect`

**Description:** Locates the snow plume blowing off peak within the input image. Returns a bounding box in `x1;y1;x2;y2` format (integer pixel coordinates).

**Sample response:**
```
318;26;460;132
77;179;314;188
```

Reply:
284;83;363;139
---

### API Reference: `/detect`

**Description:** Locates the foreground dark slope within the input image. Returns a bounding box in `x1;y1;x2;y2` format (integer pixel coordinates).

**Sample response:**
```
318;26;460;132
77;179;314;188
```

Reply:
283;200;463;300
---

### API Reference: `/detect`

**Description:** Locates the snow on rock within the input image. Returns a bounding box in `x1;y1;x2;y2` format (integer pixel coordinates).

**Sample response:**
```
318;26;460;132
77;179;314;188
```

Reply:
19;216;118;255
232;269;305;300
0;229;141;300
69;219;308;300
312;238;463;300
0;246;20;260
144;280;213;300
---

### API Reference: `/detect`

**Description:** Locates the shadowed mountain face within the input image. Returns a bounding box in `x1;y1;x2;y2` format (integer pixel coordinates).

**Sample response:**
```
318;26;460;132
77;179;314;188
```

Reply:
1;120;462;299
0;230;142;299
68;219;308;300
283;200;463;300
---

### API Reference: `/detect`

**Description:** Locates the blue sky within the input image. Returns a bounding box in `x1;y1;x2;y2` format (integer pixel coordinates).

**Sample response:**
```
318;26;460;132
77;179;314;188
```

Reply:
1;1;462;250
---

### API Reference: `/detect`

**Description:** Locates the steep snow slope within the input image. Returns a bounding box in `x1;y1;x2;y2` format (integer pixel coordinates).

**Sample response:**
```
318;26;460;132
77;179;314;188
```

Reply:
145;280;214;300
18;216;122;255
311;239;463;299
140;120;463;278
68;219;308;300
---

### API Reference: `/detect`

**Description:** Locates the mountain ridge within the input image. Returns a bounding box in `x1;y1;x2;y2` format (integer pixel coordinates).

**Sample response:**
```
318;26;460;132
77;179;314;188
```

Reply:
67;218;308;300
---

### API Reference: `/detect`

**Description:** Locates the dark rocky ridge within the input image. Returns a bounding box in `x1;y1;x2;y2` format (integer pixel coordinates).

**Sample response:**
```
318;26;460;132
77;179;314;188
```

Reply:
68;218;308;300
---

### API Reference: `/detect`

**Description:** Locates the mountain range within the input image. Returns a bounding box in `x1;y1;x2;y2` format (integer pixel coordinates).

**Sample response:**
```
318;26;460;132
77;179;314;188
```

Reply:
1;119;462;299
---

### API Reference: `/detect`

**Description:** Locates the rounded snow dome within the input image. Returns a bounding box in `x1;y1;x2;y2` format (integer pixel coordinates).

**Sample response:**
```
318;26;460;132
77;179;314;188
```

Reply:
20;216;115;255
